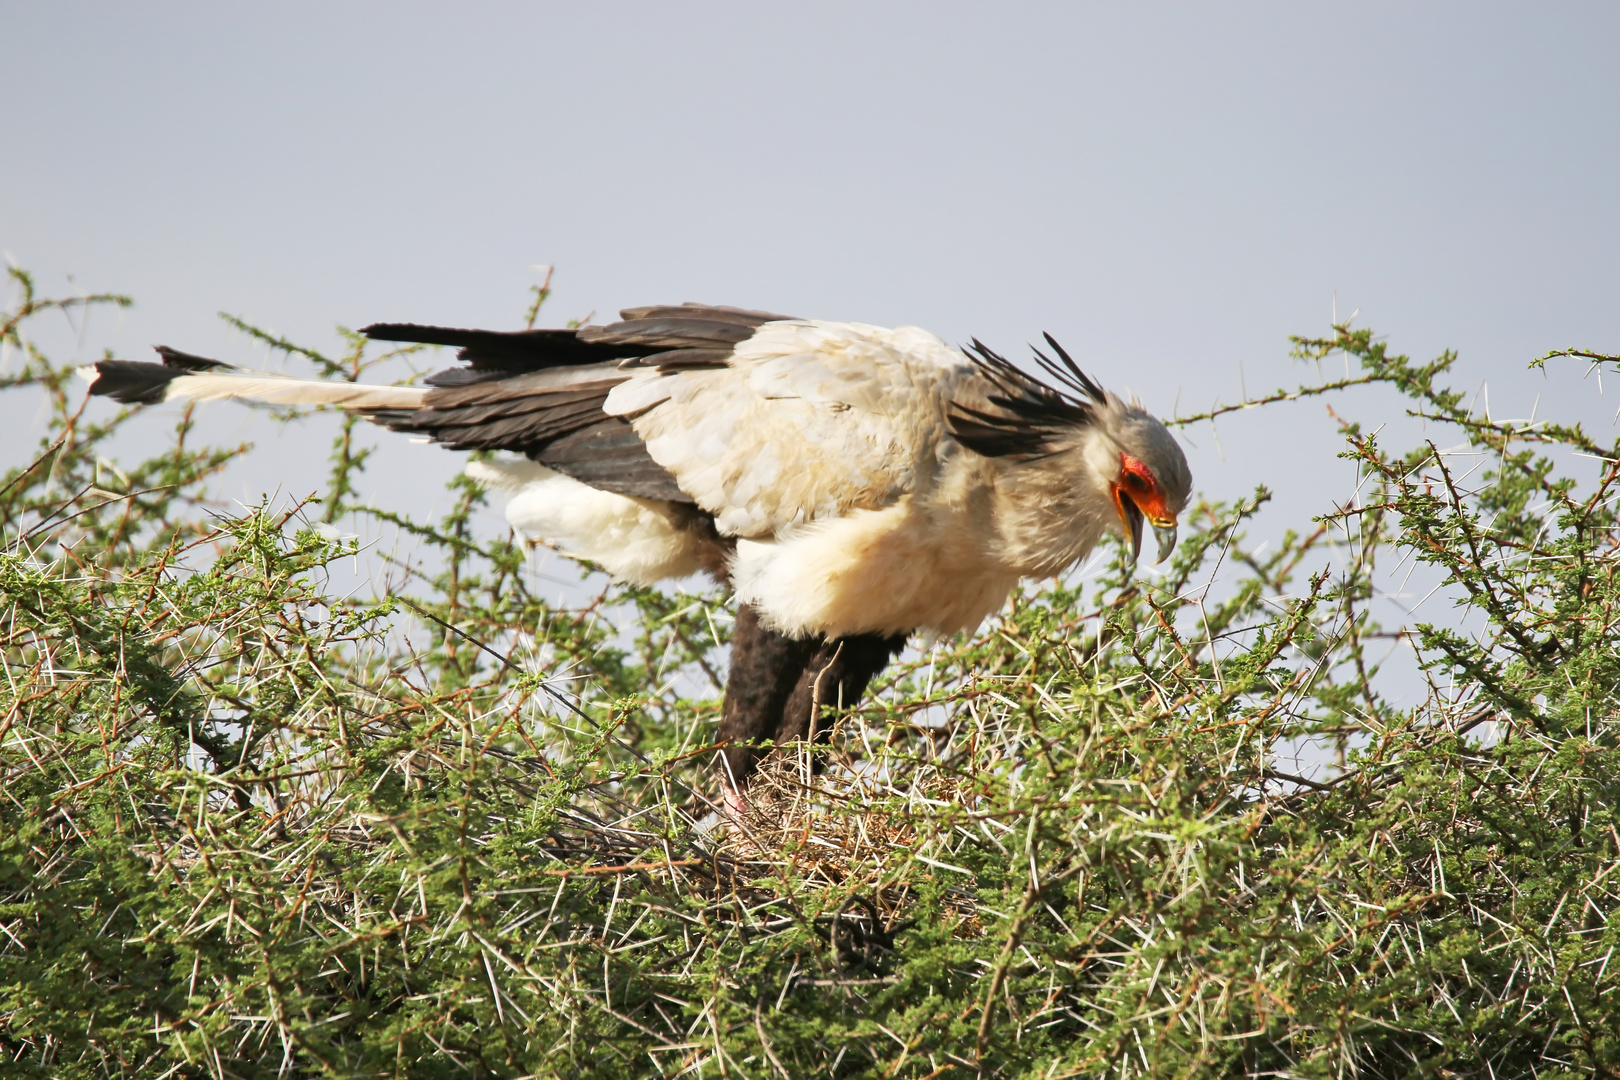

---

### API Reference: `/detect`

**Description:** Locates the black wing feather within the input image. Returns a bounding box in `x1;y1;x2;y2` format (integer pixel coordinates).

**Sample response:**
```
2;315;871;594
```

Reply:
617;303;796;326
578;317;757;350
359;302;800;502
536;421;689;501
362;323;650;386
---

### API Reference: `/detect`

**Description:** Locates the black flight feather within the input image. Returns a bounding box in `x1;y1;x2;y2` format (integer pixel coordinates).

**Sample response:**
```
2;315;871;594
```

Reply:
617;303;796;326
356;305;807;499
362;323;653;386
577;317;757;350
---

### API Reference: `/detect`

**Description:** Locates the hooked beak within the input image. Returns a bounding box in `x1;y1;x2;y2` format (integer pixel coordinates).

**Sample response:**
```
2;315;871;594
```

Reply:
1152;521;1178;564
1112;485;1178;566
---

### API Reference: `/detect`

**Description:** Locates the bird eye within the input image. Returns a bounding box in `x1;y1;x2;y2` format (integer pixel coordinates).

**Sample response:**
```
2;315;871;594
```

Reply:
1122;471;1150;492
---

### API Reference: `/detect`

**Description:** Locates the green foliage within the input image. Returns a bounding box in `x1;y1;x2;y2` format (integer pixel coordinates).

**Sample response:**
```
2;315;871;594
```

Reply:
4;268;1620;1077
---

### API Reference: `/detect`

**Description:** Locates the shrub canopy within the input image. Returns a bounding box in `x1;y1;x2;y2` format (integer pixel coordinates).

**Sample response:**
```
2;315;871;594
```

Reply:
4;267;1620;1077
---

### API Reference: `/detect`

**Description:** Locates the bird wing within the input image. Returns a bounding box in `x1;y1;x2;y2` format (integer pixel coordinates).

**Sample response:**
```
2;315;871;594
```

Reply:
362;305;796;502
603;320;972;537
86;308;982;530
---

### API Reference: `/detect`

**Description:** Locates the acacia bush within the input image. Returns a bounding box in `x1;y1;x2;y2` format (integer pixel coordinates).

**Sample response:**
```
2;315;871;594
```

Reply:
4;266;1620;1078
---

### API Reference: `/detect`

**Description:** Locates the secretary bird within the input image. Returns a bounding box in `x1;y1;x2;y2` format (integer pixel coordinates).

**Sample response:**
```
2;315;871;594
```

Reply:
85;304;1191;802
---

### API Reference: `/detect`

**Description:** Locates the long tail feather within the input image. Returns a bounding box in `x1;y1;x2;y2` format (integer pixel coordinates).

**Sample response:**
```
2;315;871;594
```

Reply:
82;351;426;410
156;371;426;409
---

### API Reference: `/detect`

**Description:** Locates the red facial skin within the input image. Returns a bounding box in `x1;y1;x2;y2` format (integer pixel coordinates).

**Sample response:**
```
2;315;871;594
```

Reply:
1110;452;1177;531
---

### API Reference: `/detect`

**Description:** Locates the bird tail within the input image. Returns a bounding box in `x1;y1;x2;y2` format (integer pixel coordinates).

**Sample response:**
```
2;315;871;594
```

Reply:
79;347;427;410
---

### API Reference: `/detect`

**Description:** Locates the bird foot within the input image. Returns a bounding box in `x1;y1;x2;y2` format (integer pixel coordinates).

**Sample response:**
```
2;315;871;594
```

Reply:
721;784;751;819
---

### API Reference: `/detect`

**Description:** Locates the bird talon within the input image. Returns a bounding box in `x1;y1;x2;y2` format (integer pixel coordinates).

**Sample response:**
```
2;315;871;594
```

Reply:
721;785;751;819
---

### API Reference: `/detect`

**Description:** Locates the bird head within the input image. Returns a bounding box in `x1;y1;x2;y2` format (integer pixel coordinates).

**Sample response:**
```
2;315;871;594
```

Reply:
951;334;1192;569
1092;404;1192;565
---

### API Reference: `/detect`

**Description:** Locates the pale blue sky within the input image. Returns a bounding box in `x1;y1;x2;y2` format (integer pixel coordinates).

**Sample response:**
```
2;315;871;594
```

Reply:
5;3;1619;641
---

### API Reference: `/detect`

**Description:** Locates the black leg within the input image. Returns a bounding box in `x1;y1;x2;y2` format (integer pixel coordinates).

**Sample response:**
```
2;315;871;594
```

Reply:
717;604;816;788
775;632;908;754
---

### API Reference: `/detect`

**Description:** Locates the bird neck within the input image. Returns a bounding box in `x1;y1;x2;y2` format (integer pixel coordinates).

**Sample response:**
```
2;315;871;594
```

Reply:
989;437;1120;578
